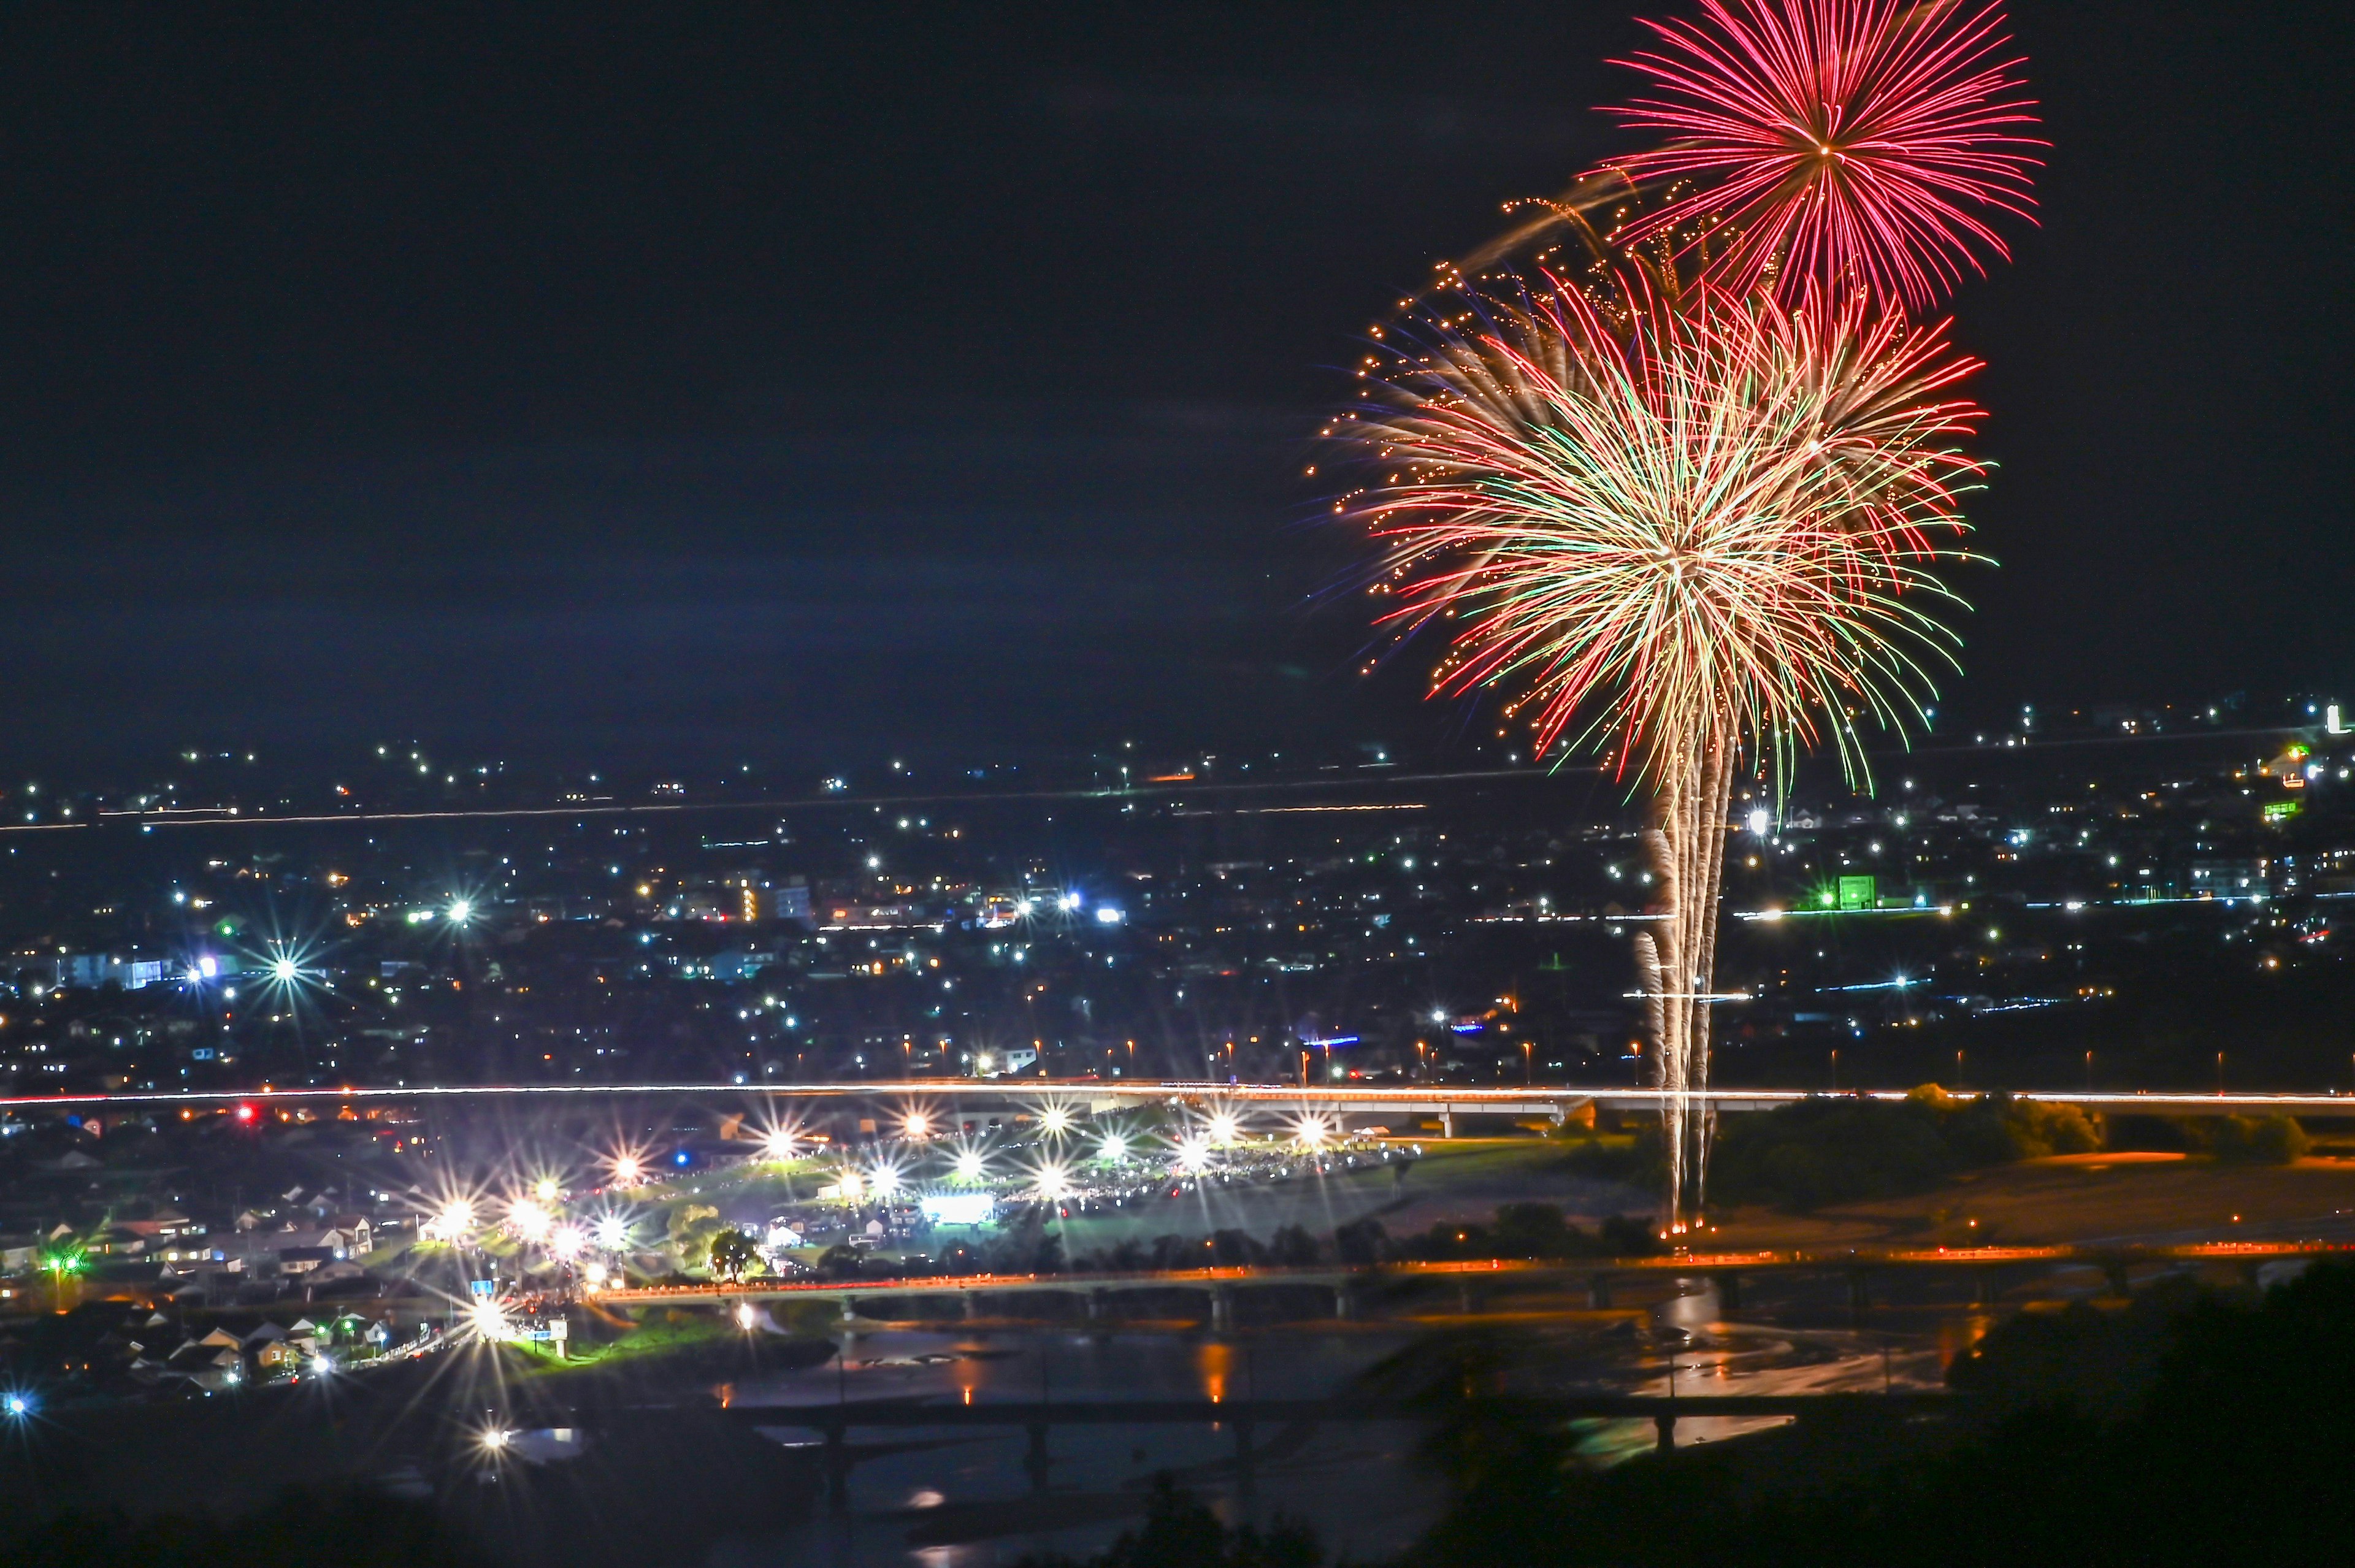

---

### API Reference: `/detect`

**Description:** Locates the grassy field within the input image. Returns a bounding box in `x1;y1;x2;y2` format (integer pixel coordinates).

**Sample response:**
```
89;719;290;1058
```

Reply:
608;1139;1650;1268
1706;1153;2355;1249
1027;1140;1648;1260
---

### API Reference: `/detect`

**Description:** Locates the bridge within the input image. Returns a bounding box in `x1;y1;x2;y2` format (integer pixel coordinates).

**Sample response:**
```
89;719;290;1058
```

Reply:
695;1391;1960;1499
9;1079;2354;1125
594;1239;2355;1327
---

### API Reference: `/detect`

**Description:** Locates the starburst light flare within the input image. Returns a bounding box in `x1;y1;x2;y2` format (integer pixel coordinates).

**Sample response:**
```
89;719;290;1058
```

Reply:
1341;271;1983;1224
1600;0;2040;308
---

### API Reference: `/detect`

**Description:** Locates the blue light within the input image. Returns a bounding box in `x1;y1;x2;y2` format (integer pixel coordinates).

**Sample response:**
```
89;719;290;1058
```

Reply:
673;1150;691;1166
4;1393;28;1418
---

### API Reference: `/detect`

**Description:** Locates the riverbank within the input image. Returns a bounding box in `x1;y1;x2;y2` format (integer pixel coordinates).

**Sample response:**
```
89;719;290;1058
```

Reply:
1706;1153;2355;1249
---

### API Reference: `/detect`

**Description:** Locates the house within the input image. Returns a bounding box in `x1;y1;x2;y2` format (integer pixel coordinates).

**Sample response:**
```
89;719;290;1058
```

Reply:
169;1328;248;1392
246;1321;304;1375
118;1207;201;1242
90;1225;148;1256
189;1347;245;1391
275;1247;340;1277
298;1259;373;1297
269;1225;368;1271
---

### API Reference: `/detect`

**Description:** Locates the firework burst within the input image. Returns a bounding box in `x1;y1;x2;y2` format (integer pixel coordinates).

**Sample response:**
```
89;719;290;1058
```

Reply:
1601;0;2040;307
1348;275;1985;784
1339;270;1983;1221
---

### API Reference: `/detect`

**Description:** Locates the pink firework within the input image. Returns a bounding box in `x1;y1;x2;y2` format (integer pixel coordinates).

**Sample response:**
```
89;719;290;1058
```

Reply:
1603;0;2040;308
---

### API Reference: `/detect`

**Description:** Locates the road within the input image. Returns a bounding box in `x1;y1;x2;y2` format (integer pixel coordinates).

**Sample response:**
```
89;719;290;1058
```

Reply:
6;1080;2353;1118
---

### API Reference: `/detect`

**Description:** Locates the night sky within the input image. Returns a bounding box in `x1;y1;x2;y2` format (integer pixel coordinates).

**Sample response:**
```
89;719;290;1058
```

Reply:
0;2;2345;771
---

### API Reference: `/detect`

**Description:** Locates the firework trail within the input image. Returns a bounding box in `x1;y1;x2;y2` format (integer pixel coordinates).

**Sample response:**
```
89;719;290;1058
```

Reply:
1331;0;2034;1225
1601;0;2040;308
1338;274;1983;1220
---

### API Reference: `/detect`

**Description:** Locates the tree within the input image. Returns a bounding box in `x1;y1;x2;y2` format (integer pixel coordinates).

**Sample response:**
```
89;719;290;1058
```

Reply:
2208;1114;2310;1164
1333;1218;1388;1266
1014;1475;1321;1568
705;1228;760;1282
1490;1203;1577;1259
662;1203;722;1274
1265;1225;1322;1267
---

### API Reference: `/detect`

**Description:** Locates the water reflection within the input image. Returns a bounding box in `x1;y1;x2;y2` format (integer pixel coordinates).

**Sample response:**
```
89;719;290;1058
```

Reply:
711;1307;1964;1568
721;1328;1434;1568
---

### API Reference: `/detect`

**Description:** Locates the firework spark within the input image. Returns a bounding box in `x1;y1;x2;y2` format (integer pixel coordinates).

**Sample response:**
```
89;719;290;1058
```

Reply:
1341;270;1984;1220
1348;275;1985;786
1602;0;2040;307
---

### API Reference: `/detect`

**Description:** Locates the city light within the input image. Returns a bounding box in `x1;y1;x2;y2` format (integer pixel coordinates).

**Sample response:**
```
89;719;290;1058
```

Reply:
1033;1162;1074;1201
466;1301;510;1344
447;898;473;923
427;1198;477;1243
1291;1113;1334;1152
3;1393;28;1418
533;1177;560;1203
610;1152;645;1185
920;1191;995;1225
735;1302;759;1331
478;1423;513;1454
508;1199;551;1241
548;1223;585;1260
592;1214;630;1252
1036;1103;1075;1138
759;1125;798;1161
1173;1135;1211;1174
952;1145;989;1182
1098;1131;1129;1163
902;1109;932;1139
1205;1110;1242;1147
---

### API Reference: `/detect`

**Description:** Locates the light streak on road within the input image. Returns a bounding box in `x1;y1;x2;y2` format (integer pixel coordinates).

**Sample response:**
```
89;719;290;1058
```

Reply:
7;1080;2354;1119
